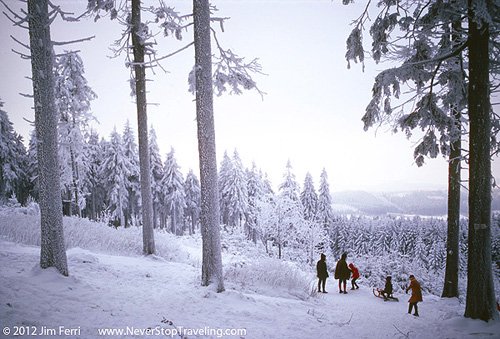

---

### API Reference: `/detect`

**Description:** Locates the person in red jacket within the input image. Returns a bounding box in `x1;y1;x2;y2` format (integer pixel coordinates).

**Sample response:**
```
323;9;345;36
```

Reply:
406;275;423;316
348;263;360;290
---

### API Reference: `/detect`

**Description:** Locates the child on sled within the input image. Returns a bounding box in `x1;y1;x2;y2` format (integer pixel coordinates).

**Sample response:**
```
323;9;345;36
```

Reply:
373;276;398;301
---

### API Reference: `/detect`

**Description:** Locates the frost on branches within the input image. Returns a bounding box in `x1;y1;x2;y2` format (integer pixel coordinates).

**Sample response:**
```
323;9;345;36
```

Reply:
55;52;96;216
344;0;474;166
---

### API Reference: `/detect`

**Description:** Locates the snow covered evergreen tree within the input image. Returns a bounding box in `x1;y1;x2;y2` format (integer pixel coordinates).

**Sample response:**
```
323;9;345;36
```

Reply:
149;127;164;229
245;162;267;242
55;52;96;216
122;120;141;226
255;194;276;254
255;193;300;260
184;169;201;235
278;160;301;203
274;194;303;260
162;147;186;235
83;130;106;220
226;150;249;229
101;128;131;226
317;168;335;252
300;172;318;222
317;169;334;228
276;161;304;259
301;219;326;265
0;103;28;204
344;0;499;319
261;171;274;197
26;129;39;202
218;150;233;226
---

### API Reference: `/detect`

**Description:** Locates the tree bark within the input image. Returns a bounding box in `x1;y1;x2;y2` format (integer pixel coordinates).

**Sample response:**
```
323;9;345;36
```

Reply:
28;0;68;276
442;18;462;299
193;0;224;292
442;115;461;298
464;0;498;321
131;0;155;254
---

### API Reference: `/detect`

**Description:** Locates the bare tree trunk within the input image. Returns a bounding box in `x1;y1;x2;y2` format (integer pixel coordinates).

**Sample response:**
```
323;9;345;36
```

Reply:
464;0;498;321
193;0;224;292
442;18;462;299
28;0;68;276
131;0;155;254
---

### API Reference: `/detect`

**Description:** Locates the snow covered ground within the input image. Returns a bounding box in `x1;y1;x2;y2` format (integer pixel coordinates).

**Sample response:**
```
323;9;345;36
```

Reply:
1;211;500;338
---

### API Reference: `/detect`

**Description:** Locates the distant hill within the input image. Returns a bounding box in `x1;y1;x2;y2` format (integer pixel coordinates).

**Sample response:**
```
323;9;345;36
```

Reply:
332;188;500;216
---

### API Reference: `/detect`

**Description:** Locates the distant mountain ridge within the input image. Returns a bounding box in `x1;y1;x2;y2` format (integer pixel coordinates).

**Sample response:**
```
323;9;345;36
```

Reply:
331;189;500;216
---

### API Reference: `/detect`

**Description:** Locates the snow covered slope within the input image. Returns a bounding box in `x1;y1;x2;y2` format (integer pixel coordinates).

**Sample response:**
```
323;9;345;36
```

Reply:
1;238;499;338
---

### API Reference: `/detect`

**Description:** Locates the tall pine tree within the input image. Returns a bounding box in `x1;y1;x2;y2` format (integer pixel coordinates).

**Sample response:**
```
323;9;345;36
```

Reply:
122;120;141;226
55;52;96;216
0;103;28;204
28;0;68;276
162;147;186;235
149;126;164;229
218;150;233;226
101;128;131;226
300;172;318;222
226;150;249;229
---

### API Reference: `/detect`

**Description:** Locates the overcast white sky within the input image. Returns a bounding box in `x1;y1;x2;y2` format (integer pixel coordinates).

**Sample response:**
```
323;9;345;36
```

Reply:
1;0;498;192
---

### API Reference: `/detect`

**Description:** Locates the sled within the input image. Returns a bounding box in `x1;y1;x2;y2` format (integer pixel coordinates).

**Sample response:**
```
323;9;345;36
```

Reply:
373;288;399;302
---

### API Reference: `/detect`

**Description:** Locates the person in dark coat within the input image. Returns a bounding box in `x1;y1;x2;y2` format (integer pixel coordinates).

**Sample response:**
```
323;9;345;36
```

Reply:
406;275;423;316
348;263;360;290
381;276;393;301
316;253;329;293
334;253;351;294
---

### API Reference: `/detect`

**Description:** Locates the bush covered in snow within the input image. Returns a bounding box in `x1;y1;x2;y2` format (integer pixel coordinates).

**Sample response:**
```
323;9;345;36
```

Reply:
0;207;187;262
224;257;314;300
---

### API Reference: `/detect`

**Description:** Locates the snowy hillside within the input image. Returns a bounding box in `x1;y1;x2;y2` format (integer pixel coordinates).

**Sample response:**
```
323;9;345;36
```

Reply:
1;210;500;338
332;189;500;216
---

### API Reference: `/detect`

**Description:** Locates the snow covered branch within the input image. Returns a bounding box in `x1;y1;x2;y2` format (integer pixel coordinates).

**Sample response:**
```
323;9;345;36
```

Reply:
209;27;265;98
52;36;96;46
139;41;194;66
48;0;79;22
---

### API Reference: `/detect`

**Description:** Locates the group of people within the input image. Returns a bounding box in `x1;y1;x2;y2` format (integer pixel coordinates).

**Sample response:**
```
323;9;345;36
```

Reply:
316;253;423;316
316;253;359;294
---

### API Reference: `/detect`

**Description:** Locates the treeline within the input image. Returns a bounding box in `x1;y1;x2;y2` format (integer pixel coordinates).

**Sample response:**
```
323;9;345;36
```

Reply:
1;98;336;251
4;99;500;275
